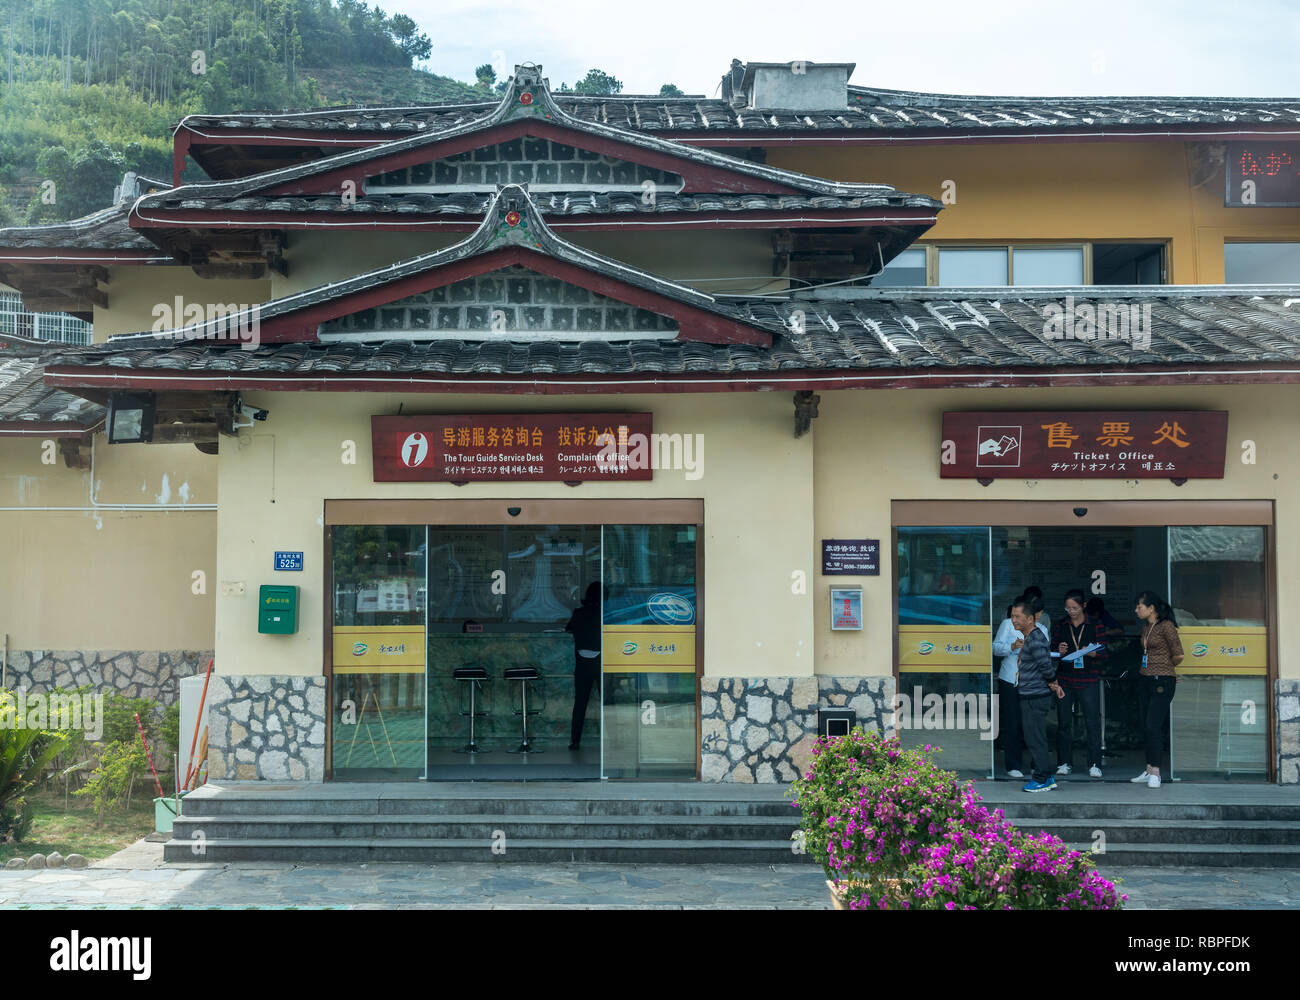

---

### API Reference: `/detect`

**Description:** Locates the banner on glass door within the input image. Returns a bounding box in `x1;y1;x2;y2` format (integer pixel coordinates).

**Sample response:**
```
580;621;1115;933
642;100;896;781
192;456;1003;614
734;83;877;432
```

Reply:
371;413;653;482
1176;626;1267;674
332;625;426;674
898;625;993;671
602;625;695;673
940;411;1228;479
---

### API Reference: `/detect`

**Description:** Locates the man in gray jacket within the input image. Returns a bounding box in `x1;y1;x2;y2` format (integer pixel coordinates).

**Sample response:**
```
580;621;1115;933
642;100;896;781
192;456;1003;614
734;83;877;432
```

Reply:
1012;594;1064;792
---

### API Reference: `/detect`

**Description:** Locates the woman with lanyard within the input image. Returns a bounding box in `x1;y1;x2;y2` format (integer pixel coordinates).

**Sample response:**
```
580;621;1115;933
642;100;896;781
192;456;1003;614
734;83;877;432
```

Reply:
1053;588;1105;778
1130;590;1183;788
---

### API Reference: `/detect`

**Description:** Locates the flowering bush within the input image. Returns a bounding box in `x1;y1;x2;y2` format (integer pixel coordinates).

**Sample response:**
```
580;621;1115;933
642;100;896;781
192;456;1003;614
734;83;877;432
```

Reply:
791;728;1126;911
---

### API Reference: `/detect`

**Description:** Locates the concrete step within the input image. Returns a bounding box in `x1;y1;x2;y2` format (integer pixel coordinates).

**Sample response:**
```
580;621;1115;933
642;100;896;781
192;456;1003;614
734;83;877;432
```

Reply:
1009;818;1300;845
181;796;798;819
170;813;803;842
994;802;1300;821
1061;843;1300;867
162;837;810;865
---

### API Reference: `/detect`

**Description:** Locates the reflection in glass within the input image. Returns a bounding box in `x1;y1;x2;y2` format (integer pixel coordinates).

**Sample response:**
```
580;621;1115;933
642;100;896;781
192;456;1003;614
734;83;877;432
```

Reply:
897;526;990;626
1169;526;1266;626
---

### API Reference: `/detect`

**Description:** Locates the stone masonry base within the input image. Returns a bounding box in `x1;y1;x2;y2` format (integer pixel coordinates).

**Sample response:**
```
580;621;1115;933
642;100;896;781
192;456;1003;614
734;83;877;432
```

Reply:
2;649;211;704
205;675;327;781
699;676;894;783
1278;679;1299;784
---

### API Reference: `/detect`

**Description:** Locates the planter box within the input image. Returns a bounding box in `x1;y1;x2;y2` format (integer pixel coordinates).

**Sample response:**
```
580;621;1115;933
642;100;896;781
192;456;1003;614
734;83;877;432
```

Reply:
153;796;184;834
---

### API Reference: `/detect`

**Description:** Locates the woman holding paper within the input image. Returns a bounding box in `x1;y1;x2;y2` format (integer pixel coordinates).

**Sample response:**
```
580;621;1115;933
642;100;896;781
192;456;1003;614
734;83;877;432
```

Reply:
1053;589;1106;778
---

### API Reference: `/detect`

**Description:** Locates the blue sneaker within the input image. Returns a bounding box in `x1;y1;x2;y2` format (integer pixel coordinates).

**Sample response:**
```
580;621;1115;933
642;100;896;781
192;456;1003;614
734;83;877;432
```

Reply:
1022;777;1057;793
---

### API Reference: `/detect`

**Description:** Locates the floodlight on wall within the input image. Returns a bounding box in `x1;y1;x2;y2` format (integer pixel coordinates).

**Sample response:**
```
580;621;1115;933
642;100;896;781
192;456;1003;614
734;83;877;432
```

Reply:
106;392;156;444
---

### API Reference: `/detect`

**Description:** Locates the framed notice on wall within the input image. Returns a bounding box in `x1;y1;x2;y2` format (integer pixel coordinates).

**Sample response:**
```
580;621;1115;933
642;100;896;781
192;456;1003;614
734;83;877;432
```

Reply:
830;588;863;630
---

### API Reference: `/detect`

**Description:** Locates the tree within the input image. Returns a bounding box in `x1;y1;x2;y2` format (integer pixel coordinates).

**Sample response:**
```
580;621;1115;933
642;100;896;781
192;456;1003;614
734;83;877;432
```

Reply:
659;83;684;97
571;69;622;96
388;14;431;65
474;63;496;90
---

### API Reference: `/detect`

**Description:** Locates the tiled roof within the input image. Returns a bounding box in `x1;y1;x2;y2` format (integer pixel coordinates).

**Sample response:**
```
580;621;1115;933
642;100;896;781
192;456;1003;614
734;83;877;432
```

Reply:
0;355;104;430
0;202;158;252
135;187;939;219
39;288;1300;379
153;66;936;210
175;87;1300;138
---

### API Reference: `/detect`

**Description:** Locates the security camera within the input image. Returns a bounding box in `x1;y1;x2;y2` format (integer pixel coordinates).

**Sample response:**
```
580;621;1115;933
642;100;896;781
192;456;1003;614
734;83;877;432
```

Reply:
251;408;269;421
507;506;522;517
1073;507;1088;518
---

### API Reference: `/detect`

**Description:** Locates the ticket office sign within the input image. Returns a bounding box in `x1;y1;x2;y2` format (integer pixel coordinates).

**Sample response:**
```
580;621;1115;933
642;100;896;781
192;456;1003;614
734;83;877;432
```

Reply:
372;413;653;482
940;411;1228;479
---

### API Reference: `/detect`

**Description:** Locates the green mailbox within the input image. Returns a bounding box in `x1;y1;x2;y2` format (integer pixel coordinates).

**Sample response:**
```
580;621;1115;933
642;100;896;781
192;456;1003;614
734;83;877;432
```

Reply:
258;585;298;635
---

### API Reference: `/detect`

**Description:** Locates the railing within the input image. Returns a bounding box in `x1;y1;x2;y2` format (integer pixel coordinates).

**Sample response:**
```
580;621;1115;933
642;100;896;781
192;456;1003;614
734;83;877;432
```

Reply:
0;292;92;346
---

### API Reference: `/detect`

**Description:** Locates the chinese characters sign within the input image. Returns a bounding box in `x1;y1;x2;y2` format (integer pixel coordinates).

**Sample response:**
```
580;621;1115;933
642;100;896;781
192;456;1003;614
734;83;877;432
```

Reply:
822;539;880;576
372;413;653;482
1226;143;1300;206
940;411;1228;479
830;588;863;630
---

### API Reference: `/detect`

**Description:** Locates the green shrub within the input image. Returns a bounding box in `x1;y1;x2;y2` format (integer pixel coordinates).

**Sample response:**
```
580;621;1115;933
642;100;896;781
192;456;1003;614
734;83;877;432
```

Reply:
0;689;72;842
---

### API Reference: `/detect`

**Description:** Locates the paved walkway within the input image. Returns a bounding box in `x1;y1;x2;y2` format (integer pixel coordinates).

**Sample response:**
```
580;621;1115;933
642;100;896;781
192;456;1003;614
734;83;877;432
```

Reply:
0;840;1296;908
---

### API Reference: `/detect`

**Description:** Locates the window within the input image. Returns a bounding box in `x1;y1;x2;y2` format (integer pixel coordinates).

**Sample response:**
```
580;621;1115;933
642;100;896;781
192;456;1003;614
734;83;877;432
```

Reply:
1093;243;1165;284
1224;242;1300;283
872;243;1166;288
938;248;1009;286
870;247;927;286
1011;247;1085;285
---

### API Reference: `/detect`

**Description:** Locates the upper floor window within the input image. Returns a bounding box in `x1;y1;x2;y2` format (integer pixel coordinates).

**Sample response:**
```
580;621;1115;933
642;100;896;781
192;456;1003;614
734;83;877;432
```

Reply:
1224;242;1300;283
871;242;1166;288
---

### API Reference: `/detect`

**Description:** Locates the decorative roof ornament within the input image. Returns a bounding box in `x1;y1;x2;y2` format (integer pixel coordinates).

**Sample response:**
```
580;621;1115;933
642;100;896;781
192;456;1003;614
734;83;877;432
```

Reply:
501;63;556;122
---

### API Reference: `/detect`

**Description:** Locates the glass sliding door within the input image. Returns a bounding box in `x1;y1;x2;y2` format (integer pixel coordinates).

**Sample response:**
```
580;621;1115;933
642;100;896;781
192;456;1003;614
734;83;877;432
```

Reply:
424;524;602;778
895;526;993;777
1167;526;1269;780
330;525;428;780
601;524;698;779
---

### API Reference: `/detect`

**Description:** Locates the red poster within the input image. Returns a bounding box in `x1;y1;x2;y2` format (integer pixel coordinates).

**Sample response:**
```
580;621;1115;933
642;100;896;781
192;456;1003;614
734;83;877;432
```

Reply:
940;411;1228;479
371;413;653;482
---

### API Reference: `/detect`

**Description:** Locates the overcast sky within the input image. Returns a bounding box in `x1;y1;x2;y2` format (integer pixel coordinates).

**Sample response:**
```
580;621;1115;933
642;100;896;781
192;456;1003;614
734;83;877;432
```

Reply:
410;0;1300;97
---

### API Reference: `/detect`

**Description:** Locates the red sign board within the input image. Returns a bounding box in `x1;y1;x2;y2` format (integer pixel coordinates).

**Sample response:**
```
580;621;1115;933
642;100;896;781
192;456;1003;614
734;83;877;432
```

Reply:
940;411;1228;479
372;413;653;482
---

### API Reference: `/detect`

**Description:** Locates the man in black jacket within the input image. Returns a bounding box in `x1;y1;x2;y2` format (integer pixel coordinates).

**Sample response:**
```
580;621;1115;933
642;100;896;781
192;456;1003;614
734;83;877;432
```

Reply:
1012;594;1065;792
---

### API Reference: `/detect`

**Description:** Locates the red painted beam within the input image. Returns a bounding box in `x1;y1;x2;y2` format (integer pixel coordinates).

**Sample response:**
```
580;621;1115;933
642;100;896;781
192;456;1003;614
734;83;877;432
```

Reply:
126;206;938;233
44;363;1300;396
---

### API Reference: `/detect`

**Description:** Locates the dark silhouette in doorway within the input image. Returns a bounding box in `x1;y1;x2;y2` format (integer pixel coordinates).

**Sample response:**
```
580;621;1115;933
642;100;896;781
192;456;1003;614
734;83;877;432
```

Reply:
565;582;603;750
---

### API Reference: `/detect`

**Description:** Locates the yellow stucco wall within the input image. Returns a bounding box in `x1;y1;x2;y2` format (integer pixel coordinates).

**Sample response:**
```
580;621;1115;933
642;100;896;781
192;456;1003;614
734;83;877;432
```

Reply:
212;391;815;679
768;141;1300;284
0;435;215;649
812;383;1299;680
95;267;272;341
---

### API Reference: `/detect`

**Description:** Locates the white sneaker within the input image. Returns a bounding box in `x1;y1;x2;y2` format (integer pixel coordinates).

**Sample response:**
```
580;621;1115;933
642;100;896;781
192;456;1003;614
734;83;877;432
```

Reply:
1130;770;1151;783
1147;772;1161;788
1007;769;1025;779
1056;764;1072;775
1089;765;1103;778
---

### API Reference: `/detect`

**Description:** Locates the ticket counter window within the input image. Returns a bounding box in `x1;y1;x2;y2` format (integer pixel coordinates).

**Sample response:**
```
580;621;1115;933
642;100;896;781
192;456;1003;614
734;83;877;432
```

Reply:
330;525;428;780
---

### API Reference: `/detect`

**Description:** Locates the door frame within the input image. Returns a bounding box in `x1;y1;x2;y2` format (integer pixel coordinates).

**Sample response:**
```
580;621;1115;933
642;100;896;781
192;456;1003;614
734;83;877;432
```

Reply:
323;498;706;779
890;500;1278;781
